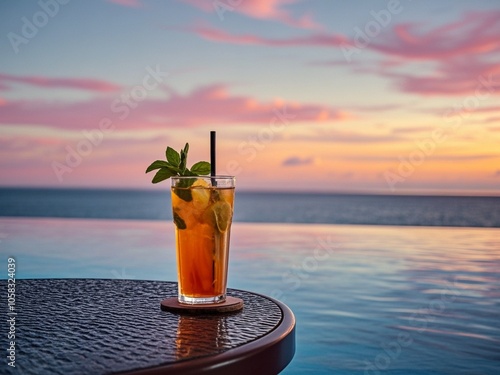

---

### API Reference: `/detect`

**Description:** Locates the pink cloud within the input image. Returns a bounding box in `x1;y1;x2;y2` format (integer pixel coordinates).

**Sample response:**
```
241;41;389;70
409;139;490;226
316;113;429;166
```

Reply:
0;134;66;174
389;59;500;96
0;132;169;187
482;116;500;124
0;73;122;92
0;83;348;130
183;24;347;47
306;11;500;98
424;104;500;118
182;10;500;59
182;0;323;30
183;10;500;99
370;11;500;60
471;106;500;114
281;128;402;144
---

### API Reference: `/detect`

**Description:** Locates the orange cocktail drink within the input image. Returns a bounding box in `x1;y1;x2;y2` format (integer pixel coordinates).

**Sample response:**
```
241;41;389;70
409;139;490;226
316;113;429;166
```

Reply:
171;176;235;304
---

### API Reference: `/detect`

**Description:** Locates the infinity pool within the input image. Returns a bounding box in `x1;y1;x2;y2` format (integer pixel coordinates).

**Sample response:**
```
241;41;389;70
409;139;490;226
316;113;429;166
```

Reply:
1;218;499;374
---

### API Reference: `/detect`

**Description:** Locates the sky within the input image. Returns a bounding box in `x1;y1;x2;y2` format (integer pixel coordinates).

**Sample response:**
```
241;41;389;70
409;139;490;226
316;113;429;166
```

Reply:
0;0;499;195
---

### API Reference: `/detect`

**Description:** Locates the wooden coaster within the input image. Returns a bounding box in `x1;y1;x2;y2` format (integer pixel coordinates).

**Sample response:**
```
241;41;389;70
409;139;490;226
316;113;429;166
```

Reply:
161;296;244;315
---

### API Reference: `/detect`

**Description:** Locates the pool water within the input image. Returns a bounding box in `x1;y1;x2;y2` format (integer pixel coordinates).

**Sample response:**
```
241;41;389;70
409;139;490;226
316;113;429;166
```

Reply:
1;218;500;374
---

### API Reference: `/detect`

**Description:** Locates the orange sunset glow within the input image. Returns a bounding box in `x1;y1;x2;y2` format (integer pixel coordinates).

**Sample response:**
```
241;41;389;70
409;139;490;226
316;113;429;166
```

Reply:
0;1;499;195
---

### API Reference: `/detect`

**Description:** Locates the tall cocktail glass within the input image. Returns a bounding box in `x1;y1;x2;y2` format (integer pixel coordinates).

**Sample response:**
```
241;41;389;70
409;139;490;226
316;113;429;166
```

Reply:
170;176;235;304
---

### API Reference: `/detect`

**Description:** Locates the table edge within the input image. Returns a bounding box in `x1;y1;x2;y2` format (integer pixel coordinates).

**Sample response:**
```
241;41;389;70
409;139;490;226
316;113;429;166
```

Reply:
119;293;296;375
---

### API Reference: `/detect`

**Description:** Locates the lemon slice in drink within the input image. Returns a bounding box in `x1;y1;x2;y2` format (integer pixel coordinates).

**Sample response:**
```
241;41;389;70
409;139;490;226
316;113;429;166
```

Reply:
206;201;232;232
191;179;210;210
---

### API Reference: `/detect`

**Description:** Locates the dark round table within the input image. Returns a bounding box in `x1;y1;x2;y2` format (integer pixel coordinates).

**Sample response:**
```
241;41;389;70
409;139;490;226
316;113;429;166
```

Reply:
3;279;295;374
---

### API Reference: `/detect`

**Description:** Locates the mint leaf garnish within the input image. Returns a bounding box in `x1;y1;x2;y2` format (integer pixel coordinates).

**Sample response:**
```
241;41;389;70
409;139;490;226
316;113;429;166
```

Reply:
146;160;172;173
146;142;211;199
179;143;189;173
173;212;187;229
152;168;175;183
166;147;180;166
147;142;213;230
191;161;211;175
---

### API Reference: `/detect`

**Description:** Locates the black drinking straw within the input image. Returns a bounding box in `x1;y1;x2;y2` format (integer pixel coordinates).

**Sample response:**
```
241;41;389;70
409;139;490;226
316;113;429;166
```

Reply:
210;131;217;189
210;131;216;177
210;131;217;286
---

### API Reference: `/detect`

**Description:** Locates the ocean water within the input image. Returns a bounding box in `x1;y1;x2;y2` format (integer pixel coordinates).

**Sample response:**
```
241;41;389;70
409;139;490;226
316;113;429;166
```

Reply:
1;188;500;374
1;187;500;227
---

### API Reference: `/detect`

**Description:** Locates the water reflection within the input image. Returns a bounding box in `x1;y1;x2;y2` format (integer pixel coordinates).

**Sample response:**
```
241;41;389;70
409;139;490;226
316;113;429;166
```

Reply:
3;218;500;374
175;315;228;360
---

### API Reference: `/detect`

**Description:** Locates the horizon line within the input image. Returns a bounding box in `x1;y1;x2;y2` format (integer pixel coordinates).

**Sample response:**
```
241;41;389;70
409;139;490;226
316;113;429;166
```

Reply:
0;185;499;198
